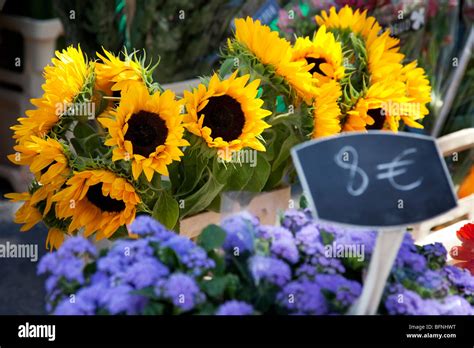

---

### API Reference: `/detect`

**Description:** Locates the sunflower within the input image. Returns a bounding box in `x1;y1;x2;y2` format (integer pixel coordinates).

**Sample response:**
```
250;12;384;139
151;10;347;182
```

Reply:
233;17;315;102
8;136;70;214
315;5;392;41
292;25;345;86
316;6;404;83
53;170;140;239
399;61;432;128
45;228;66;251
11;46;89;144
312;80;342;138
4;192;42;232
95;48;144;93
182;72;271;160
343;81;409;132
4;192;66;250
99;83;188;181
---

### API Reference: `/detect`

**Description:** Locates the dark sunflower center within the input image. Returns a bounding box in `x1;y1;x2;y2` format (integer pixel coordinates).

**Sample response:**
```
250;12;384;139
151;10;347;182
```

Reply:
86;183;126;213
124;111;168;157
201;95;245;142
306;57;327;76
367;108;386;130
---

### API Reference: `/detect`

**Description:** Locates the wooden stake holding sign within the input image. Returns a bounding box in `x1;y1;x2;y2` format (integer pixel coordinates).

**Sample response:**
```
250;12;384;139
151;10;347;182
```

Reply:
291;132;457;315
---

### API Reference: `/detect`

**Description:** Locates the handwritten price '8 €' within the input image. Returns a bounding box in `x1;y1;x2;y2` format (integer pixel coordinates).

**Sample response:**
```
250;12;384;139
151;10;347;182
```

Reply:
334;146;423;197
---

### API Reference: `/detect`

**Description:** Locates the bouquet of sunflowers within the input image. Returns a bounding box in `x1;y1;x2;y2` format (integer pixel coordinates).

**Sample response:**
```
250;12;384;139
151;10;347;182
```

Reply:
6;6;431;250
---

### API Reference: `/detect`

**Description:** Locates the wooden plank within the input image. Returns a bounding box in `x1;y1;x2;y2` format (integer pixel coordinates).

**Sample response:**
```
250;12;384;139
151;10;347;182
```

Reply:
179;187;291;239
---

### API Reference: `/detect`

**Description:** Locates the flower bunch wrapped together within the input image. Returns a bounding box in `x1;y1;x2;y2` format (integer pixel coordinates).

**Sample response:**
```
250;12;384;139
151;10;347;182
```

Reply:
39;210;474;315
221;6;431;190
6;47;192;249
313;6;431;133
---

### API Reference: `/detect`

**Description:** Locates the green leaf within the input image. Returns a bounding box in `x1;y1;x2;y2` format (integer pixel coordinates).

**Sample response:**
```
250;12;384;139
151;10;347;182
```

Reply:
271;130;300;171
208;250;225;275
219;58;235;78
299;194;308;209
320;230;335;246
197;224;227;251
73;121;96;138
181;173;225;217
131;286;157;299
152;190;179;229
225;164;253;191
171;145;210;198
241;153;271;192
143;302;164;315
201;276;227;298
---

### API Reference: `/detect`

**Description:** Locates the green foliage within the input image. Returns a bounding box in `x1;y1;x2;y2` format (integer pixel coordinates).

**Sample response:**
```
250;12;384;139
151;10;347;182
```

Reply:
197;224;227;252
152;190;180;230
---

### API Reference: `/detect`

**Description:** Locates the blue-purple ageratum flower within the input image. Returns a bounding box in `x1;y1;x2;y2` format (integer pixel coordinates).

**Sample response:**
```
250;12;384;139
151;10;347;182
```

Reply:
158;273;205;312
393;234;427;272
162;235;215;276
434;295;474;315
38;237;96;288
248;255;291;287
277;280;327;315
443;265;474;296
416;270;450;296
385;286;437;315
97;239;155;276
102;284;148;315
331;228;376;256
216;301;254;315
257;225;299;264
129;215;174;241
385;285;474;315
56;236;97;257
256;225;293;240
122;257;169;288
221;213;257;254
313;274;362;309
295;224;323;256
422;242;447;259
281;209;312;233
53;282;107;315
271;235;299;264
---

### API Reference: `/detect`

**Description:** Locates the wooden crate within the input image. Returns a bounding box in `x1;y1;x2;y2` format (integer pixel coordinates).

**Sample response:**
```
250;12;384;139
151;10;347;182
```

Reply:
179;187;291;239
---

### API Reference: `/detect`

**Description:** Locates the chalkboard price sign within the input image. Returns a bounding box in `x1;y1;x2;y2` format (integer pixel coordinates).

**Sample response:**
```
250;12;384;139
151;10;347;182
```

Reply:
291;132;457;228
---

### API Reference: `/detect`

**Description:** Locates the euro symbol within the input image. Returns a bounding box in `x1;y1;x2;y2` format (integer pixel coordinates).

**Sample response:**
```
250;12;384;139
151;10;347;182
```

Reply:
376;148;423;191
334;146;369;196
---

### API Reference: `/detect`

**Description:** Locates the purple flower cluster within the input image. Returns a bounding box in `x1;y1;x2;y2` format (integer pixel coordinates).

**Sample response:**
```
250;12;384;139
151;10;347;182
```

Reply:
40;209;474;316
249;255;291;287
385;285;474;315
276;274;362;315
443;266;474;296
277;280;328;315
162;235;215;276
314;274;362;309
280;209;312;233
216;301;254;315
394;234;427;272
221;212;257;254
156;273;205;312
40;216;214;315
38;237;96;293
257;225;299;264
